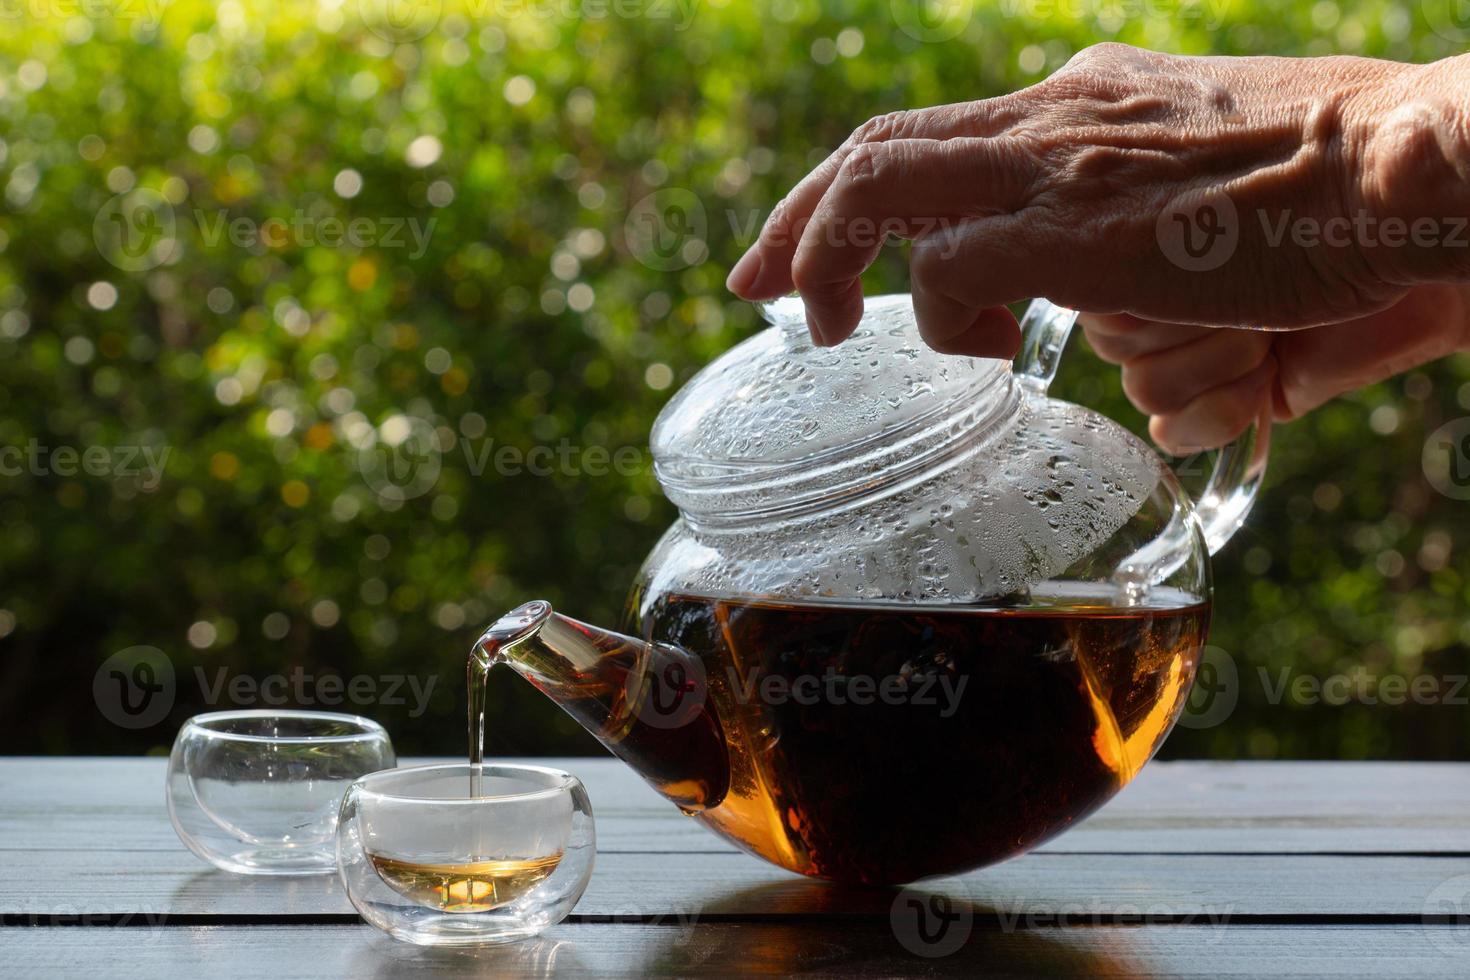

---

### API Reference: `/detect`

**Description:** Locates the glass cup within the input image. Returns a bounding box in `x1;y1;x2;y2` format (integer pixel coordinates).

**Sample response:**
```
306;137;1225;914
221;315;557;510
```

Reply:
167;710;395;875
337;763;596;946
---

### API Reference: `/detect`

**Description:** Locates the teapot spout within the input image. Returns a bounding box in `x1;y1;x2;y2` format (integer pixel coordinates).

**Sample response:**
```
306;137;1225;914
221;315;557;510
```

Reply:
472;601;729;812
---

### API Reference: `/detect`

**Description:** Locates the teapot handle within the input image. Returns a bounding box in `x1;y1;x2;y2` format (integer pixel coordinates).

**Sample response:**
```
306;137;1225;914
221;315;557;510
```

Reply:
1013;299;1270;557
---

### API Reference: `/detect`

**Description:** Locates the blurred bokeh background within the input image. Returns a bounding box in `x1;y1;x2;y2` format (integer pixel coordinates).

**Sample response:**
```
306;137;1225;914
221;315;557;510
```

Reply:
2;0;1468;758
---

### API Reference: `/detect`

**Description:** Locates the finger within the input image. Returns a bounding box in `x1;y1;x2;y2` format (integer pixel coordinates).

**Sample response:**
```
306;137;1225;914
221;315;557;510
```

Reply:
1149;356;1276;454
908;214;1054;355
1273;283;1468;419
1119;328;1273;415
921;306;1022;359
791;137;1036;346
1079;312;1215;363
727;98;1030;301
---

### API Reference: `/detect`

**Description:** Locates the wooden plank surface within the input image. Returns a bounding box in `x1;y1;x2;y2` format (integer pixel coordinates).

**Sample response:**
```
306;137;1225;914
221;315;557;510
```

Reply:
3;847;1467;921
3;757;1468;977
4;757;1470;856
1;758;1468;923
5;923;1470;978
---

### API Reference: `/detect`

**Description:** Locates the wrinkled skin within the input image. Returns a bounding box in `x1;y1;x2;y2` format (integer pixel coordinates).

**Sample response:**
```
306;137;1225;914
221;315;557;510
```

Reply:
728;44;1470;451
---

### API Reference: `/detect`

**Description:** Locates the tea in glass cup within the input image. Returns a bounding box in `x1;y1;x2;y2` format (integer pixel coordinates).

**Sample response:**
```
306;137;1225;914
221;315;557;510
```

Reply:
336;763;595;946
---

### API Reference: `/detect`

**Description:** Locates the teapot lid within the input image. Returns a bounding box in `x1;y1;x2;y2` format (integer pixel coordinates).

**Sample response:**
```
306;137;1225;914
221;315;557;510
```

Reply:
651;295;1013;520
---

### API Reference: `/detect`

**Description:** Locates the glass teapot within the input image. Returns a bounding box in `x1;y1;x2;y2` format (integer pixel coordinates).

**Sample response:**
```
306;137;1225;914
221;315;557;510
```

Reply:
475;295;1268;885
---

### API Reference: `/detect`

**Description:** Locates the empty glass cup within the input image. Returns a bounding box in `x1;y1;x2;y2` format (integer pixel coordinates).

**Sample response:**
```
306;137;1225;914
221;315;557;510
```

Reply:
167;710;395;875
337;763;596;946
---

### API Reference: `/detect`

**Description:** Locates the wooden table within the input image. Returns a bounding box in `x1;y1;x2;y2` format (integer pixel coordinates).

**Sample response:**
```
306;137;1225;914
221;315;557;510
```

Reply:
2;758;1468;976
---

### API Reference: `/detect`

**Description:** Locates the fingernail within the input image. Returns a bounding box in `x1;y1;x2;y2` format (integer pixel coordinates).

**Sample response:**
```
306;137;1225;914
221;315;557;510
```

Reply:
804;304;829;346
726;251;762;296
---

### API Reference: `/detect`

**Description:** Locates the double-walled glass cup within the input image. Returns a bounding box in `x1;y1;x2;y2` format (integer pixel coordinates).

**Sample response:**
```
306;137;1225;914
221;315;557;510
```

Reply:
337;763;596;946
167;710;395;875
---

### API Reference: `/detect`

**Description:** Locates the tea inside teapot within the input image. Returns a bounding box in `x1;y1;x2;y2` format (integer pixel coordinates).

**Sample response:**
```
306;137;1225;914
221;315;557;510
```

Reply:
628;583;1206;884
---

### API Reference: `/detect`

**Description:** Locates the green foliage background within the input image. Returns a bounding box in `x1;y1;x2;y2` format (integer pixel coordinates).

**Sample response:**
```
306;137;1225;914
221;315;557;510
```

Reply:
1;0;1467;758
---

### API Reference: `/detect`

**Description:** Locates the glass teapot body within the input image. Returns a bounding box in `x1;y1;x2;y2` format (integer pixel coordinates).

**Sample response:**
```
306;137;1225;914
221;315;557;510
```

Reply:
479;295;1265;885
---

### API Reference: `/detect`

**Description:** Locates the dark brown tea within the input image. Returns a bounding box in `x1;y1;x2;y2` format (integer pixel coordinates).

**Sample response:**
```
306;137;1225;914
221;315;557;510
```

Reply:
628;586;1209;884
471;602;730;810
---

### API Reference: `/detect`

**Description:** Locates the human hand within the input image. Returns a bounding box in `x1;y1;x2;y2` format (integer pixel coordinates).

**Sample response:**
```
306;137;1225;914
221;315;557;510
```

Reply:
1080;283;1470;453
727;44;1470;358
